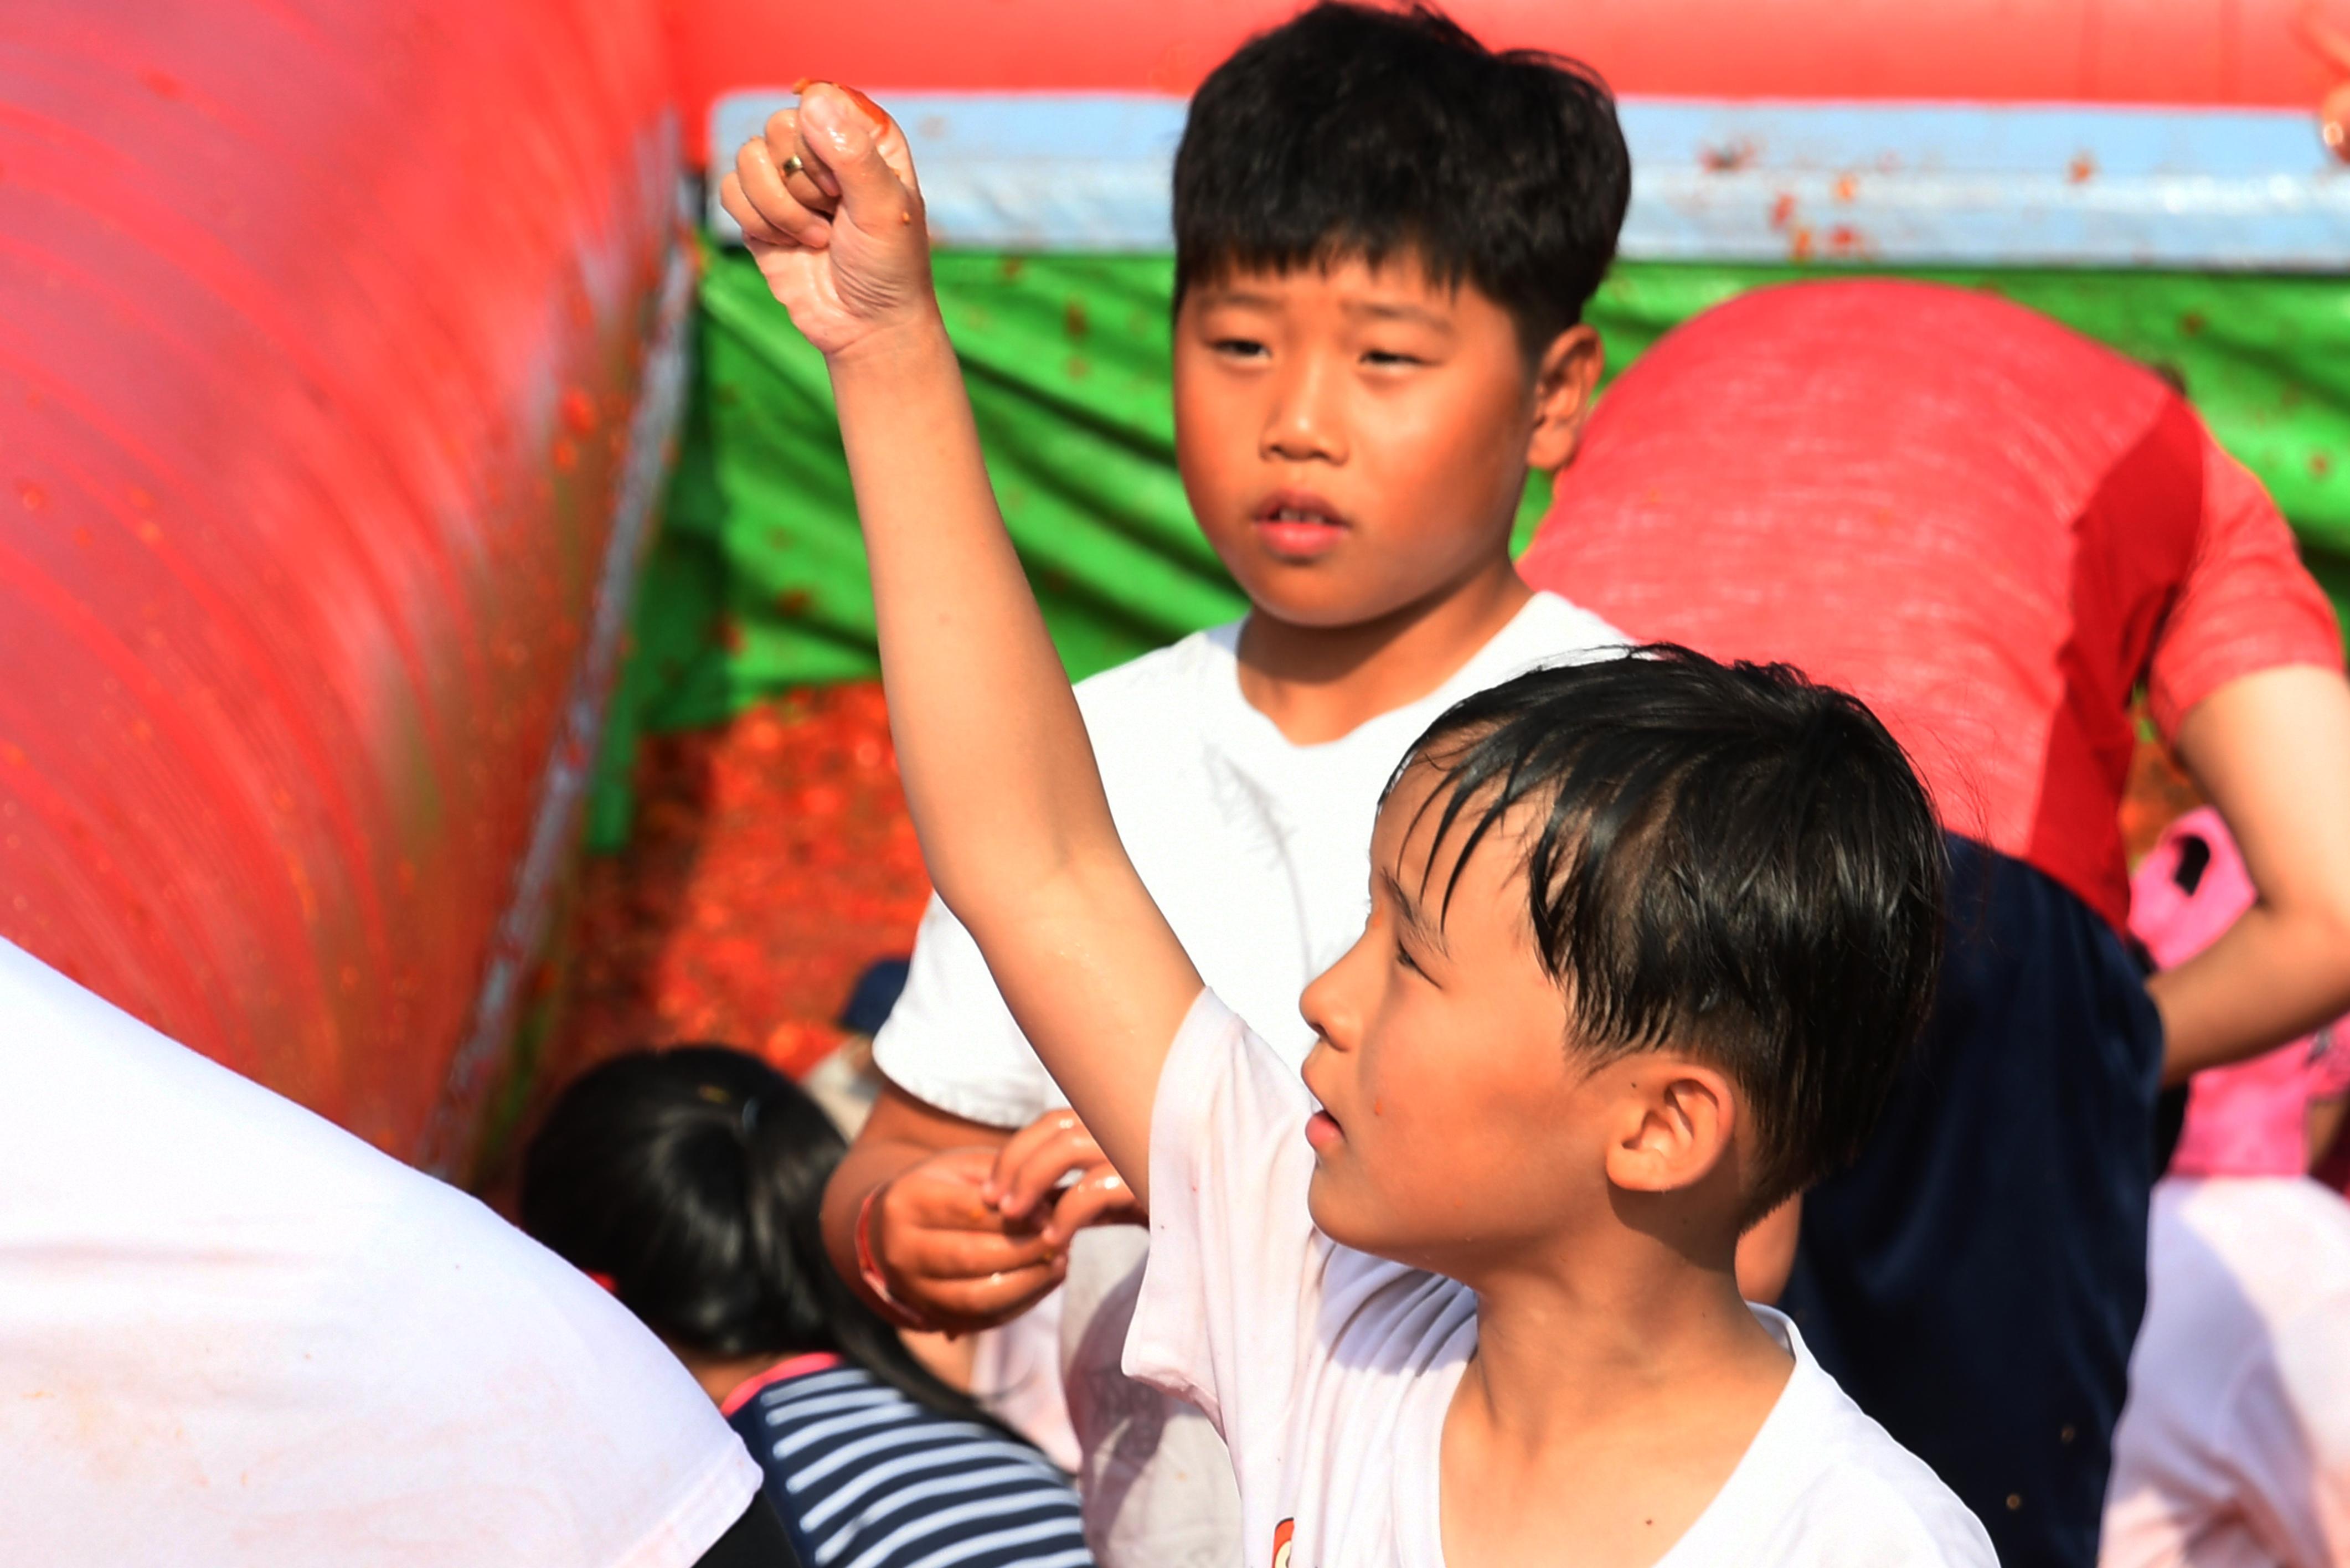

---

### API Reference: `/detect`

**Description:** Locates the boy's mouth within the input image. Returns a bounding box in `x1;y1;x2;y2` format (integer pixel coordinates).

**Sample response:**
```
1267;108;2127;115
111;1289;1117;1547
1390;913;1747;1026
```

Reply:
1251;491;1349;561
1305;1108;1345;1152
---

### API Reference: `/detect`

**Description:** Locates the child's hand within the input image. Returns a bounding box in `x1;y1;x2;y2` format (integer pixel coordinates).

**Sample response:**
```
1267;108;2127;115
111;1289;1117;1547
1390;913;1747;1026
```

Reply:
717;83;934;359
986;1110;1146;1248
868;1146;1070;1334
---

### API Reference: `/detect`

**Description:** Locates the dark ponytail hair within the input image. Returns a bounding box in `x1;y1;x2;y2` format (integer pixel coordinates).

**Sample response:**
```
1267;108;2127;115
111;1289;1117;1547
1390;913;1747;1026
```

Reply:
519;1045;1009;1434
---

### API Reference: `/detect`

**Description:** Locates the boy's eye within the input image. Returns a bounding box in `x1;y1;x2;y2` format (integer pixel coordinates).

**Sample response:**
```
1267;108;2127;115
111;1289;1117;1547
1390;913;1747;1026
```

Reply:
1394;940;1426;977
1211;337;1269;360
1362;348;1428;368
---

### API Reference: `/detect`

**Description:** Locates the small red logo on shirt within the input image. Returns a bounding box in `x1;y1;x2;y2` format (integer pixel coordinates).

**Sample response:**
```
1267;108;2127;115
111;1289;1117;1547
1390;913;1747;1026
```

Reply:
1271;1519;1295;1568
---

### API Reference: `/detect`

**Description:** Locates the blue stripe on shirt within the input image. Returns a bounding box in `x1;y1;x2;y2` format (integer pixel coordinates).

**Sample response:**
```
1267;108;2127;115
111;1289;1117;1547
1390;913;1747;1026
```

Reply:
727;1362;1095;1568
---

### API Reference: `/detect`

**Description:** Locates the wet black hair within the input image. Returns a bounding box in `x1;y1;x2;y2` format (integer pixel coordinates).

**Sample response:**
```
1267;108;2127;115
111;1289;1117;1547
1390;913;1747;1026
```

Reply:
1393;646;1946;1219
518;1045;1012;1435
1172;2;1631;359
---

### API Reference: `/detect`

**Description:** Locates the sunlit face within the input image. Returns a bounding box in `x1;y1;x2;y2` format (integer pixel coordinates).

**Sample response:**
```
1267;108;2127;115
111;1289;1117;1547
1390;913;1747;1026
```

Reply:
1171;255;1547;630
1297;762;1620;1276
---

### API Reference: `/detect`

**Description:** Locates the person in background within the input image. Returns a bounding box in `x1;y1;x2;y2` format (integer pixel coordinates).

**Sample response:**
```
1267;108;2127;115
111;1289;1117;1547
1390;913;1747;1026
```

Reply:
520;1045;1094;1568
0;938;787;1568
2100;809;2350;1568
803;8;1633;1561
1520;279;2350;1567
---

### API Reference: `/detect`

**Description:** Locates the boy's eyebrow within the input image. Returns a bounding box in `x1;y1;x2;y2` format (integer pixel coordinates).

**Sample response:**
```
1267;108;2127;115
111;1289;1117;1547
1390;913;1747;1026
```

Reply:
1197;287;1281;311
1193;290;1454;331
1379;866;1447;953
1343;299;1455;331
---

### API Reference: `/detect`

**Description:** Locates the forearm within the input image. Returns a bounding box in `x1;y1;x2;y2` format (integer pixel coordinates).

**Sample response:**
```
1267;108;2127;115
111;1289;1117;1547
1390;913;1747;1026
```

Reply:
827;316;1112;919
2160;665;2350;1082
2148;909;2350;1082
824;318;1196;1184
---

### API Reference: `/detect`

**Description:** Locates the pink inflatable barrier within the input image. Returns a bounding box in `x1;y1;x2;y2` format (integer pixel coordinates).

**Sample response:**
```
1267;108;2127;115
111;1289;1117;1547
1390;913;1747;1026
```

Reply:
0;0;687;1168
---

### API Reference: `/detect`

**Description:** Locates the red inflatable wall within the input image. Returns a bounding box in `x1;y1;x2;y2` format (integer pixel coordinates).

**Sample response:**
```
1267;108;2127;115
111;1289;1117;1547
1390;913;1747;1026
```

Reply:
669;0;2341;162
0;0;683;1164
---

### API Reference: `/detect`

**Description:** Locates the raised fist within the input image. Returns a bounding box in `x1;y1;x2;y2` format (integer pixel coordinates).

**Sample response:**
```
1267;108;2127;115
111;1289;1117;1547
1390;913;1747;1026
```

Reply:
717;82;935;358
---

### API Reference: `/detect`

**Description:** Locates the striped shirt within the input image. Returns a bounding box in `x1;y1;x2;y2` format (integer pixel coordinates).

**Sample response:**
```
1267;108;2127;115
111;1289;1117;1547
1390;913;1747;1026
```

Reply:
723;1353;1095;1568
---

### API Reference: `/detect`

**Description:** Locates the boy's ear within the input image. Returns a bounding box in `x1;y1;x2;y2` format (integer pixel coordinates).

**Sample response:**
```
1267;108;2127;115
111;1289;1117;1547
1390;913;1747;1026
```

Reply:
1601;1058;1738;1196
1524;324;1605;473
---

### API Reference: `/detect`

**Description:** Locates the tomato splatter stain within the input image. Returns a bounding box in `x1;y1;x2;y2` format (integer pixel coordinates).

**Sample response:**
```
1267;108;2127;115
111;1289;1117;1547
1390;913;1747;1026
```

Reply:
560;388;597;434
547;683;931;1089
1698;139;1755;173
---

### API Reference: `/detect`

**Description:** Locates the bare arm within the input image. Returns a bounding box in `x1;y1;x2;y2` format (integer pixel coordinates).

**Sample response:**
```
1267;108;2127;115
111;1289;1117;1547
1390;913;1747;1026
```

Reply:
718;87;1198;1195
2153;664;2350;1082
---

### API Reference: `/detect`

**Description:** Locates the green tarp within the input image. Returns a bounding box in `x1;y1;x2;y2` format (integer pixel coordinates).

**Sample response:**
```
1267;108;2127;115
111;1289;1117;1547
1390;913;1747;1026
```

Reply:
592;241;2350;845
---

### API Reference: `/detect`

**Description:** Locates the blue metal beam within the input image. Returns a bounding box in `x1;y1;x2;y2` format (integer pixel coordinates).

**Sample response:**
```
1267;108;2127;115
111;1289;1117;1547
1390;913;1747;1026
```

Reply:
709;91;2349;270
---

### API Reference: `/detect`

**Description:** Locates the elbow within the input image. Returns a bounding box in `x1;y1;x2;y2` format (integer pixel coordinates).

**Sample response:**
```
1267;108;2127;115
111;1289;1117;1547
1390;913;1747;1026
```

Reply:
932;856;1091;957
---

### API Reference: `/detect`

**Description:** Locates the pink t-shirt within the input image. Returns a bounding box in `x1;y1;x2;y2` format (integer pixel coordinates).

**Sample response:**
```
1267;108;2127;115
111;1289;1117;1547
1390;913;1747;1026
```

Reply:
1524;280;2342;931
2130;808;2350;1178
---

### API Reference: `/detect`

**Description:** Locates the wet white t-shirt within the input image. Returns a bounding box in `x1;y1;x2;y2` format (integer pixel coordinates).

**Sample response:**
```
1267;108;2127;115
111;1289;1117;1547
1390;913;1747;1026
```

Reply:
2101;1176;2350;1568
871;593;1623;1562
0;939;761;1567
1124;991;2001;1568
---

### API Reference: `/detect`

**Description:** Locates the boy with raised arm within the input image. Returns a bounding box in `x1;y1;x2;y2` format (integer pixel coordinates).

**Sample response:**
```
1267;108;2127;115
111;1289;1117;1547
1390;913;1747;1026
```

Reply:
719;74;1996;1568
800;9;1633;1557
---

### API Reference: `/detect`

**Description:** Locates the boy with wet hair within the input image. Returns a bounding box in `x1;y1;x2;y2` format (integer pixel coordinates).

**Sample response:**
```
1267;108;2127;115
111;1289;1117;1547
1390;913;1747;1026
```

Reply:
795;5;1632;1557
1522;278;2350;1566
714;78;1995;1564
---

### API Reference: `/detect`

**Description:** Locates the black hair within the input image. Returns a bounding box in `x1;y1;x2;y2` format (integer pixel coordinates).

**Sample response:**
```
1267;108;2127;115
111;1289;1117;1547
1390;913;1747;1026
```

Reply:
1172;1;1631;358
1393;646;1945;1218
518;1045;1012;1435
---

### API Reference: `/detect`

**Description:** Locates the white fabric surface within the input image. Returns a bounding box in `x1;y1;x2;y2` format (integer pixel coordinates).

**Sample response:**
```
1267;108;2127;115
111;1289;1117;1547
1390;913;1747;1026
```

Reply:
2102;1177;2350;1568
0;939;760;1567
1125;990;2000;1568
870;592;1622;1561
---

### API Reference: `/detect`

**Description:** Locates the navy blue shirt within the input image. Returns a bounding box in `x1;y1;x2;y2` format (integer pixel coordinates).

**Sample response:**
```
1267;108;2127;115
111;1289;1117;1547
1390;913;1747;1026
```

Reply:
724;1355;1093;1568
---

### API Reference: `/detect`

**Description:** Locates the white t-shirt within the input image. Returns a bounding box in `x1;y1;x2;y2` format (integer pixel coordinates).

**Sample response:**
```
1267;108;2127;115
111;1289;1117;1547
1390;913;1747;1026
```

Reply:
1125;991;2000;1568
2101;1176;2350;1568
871;592;1623;1561
0;938;761;1567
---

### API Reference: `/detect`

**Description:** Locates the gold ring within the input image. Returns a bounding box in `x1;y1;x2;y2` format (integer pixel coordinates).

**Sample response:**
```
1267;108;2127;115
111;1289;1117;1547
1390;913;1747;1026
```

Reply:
781;153;806;179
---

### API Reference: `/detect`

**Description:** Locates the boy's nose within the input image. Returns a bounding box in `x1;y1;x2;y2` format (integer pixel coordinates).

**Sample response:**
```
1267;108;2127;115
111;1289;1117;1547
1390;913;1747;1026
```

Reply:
1298;937;1368;1051
1261;362;1347;464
